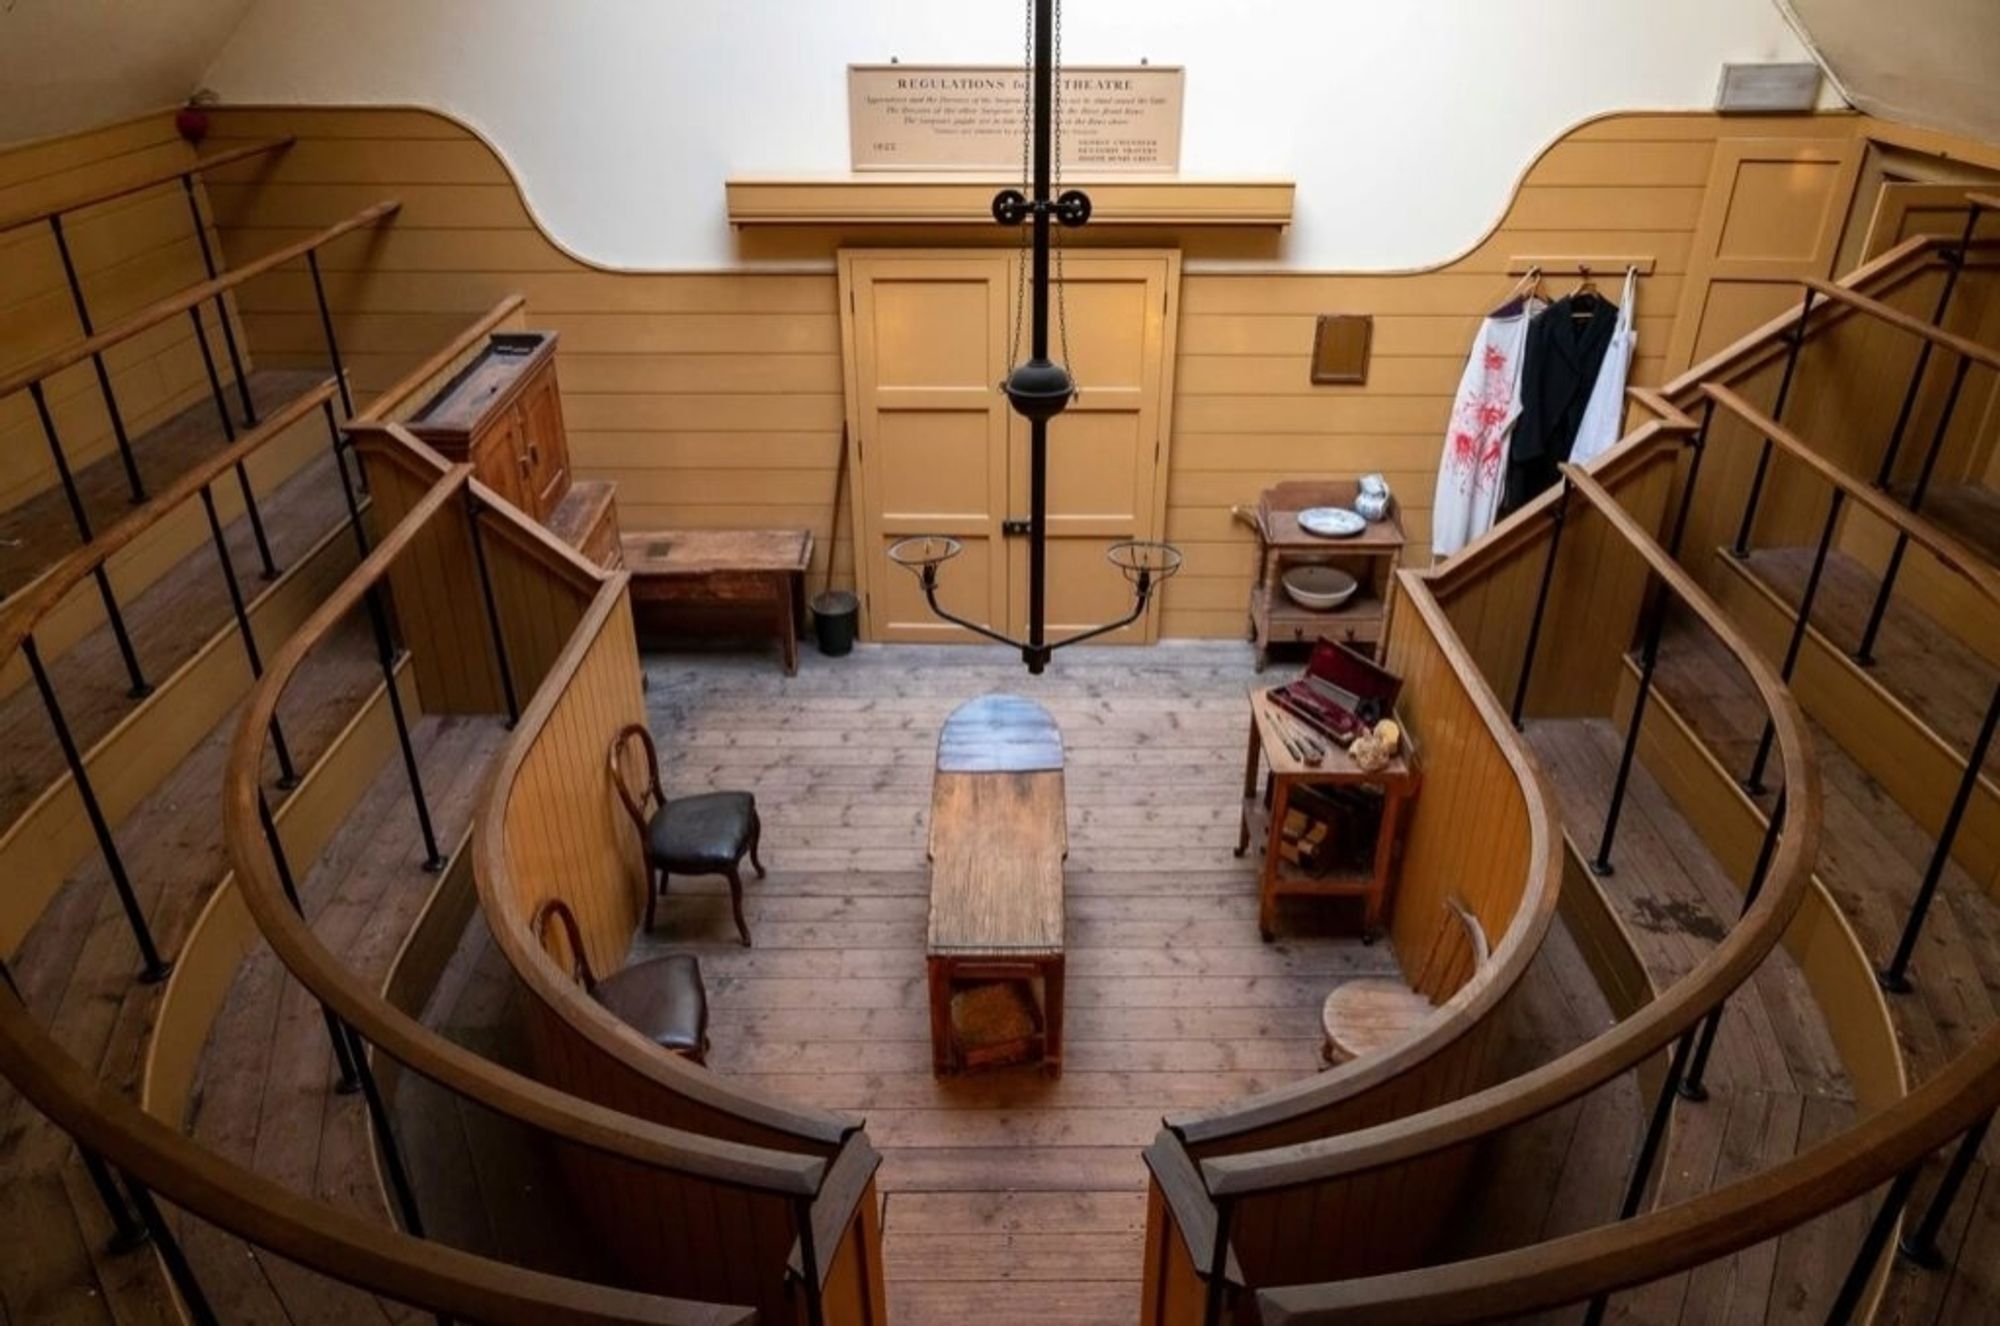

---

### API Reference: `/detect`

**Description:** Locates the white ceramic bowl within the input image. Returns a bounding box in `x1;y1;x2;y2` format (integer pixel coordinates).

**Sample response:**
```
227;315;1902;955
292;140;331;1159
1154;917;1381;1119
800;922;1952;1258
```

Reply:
1282;565;1359;611
1297;506;1366;538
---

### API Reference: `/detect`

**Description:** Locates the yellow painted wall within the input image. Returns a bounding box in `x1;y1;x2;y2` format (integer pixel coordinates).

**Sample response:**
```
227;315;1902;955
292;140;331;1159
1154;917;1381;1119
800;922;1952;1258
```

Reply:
0;112;249;515
101;105;1866;638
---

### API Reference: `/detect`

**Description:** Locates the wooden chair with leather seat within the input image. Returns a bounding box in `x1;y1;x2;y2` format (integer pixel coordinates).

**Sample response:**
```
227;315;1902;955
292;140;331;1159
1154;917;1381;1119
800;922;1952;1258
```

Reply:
533;898;710;1064
609;722;764;946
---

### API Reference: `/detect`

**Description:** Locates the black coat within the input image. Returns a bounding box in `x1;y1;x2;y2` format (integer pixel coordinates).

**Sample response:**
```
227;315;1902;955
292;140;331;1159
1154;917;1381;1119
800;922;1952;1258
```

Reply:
1503;293;1619;512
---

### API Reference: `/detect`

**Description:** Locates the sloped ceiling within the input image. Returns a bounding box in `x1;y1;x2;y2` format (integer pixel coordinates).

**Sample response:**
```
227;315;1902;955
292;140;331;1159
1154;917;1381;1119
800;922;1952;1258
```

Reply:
0;0;257;145
1779;0;2000;142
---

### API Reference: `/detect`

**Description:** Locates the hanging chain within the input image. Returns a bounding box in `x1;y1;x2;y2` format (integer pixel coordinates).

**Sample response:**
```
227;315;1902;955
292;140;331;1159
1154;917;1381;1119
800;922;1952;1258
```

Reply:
1052;0;1073;383
1009;0;1032;370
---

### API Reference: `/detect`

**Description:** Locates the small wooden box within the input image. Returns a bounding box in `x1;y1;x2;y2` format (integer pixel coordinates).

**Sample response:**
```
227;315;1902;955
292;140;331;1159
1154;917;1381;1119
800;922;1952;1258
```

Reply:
408;331;571;520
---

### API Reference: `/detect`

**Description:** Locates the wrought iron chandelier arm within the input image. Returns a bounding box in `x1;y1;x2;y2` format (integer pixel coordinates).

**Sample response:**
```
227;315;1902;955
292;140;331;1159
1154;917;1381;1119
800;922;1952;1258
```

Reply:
1038;583;1157;652
912;571;1033;651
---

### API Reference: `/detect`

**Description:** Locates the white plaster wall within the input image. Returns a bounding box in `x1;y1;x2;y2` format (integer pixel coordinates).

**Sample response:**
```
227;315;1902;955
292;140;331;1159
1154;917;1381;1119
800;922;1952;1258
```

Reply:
0;0;258;144
200;0;1826;270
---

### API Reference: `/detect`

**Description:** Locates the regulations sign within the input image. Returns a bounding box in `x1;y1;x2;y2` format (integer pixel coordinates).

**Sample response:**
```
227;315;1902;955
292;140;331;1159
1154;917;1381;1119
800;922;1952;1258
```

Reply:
848;64;1184;172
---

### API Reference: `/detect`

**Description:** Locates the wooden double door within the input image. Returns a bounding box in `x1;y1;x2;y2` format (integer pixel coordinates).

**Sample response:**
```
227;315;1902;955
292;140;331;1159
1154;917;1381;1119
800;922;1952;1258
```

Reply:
838;249;1180;643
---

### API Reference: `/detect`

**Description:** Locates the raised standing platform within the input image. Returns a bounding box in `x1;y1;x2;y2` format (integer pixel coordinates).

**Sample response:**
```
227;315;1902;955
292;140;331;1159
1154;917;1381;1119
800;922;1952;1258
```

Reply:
0;370;327;601
1652;613;2000;1323
0;618;381;1325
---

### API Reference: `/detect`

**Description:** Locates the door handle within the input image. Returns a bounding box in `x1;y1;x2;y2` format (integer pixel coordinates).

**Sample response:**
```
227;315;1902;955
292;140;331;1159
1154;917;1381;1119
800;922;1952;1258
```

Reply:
1002;518;1031;536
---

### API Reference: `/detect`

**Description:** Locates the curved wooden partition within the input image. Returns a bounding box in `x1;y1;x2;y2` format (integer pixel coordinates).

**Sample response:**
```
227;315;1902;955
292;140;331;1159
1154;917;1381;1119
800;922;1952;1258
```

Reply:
0;989;754;1326
222;434;886;1325
1139;424;1824;1324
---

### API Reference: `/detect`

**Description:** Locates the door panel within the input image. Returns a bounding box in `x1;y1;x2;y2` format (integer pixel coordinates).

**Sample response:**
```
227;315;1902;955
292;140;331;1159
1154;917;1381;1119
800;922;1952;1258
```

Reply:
842;255;1012;641
1007;252;1179;644
842;248;1179;646
1666;137;1863;374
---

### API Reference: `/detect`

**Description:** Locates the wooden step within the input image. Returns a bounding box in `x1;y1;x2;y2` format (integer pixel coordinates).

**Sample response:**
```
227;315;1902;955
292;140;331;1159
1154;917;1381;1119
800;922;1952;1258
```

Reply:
0;616;385;1325
0;369;327;602
544;477;619;568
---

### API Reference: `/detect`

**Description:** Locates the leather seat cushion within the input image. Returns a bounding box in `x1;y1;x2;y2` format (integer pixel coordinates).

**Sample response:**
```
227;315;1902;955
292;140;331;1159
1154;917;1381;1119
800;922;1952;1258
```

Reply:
647;791;755;871
593;954;708;1054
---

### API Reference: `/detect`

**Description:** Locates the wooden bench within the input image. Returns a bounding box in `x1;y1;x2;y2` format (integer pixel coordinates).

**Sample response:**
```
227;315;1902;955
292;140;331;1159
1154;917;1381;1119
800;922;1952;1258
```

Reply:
1321;896;1489;1065
621;528;813;675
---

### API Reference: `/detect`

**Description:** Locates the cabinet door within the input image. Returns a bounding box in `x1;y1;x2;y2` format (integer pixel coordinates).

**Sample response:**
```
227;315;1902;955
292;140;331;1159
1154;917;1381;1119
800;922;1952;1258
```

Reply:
476;408;530;511
517;364;571;516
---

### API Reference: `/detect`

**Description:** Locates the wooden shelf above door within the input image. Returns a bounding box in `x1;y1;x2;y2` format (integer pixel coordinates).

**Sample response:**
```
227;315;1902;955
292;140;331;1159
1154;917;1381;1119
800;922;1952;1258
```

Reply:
725;175;1294;229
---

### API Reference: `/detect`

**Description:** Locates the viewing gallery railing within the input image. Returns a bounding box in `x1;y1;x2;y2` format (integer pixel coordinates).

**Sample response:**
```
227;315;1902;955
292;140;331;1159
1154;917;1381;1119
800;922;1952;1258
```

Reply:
1140;403;1824;1323
1188;205;2000;1323
0;136;294;506
220;428;886;1325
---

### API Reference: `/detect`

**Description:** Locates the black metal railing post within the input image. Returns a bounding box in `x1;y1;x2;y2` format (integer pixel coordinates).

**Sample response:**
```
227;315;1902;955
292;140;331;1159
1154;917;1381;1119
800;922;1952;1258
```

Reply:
123;1175;220;1325
23;635;169;983
340;1026;429;1245
1872;206;1978;489
255;790;362;1094
1825;1166;1921;1323
179;172;258;426
1510;481;1569;729
1879;680;2000;992
306;250;354;418
199;485;299;788
47;214;146;503
1680;792;1788;1101
323;400;371;558
1582;1028;1699;1325
1854;353;1974;666
1593;577;1672;877
1732;286;1816;558
186;307;279;579
464;500;519;727
362;590;445;872
1899;1111;1992;1268
28;381;151;698
1744;484;1847;794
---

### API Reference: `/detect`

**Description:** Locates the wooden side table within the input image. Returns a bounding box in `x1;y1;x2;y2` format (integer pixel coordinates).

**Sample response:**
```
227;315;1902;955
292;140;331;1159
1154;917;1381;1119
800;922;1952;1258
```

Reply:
926;695;1068;1076
621;529;812;675
1240;480;1405;671
1236;688;1419;940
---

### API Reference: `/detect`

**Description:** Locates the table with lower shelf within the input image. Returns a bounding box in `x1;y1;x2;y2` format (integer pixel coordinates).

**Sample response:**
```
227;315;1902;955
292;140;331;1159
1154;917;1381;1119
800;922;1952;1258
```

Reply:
1236;687;1419;940
926;695;1068;1076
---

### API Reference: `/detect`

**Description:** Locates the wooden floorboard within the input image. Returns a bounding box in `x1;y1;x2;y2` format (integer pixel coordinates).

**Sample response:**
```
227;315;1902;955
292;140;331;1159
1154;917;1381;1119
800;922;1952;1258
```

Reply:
0;616;381;1326
0;370;329;602
637;642;1400;1324
1653;611;2000;1325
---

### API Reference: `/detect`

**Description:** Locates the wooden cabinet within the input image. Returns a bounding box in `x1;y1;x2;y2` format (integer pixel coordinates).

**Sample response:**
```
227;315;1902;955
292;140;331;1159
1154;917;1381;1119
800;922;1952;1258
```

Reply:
408;331;572;522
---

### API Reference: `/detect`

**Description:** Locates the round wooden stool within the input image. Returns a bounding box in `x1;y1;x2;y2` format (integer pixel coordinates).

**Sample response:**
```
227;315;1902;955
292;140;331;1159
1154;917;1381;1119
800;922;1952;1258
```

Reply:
1320;979;1436;1066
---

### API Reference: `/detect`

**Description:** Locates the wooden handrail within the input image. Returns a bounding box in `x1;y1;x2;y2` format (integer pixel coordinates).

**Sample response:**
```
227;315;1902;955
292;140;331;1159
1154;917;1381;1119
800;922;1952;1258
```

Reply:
0;379;339;661
0;137;293;235
1702;382;2000;608
357;292;527;424
1199;448;1821;1200
1624;385;1700;434
0;989;751;1324
1966;190;2000;216
0;198;401;402
1801;276;2000;374
1170;569;1565;1149
473;546;859;1150
220;443;828;1195
1257;1022;2000;1325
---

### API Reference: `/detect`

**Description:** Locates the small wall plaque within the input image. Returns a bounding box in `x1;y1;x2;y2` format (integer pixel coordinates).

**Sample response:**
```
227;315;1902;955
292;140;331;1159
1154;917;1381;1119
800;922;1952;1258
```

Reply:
1311;315;1372;385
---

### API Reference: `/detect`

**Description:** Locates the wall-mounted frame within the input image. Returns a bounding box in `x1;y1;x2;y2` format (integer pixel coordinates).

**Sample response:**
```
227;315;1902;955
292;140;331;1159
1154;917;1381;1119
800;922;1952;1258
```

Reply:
1311;314;1373;385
